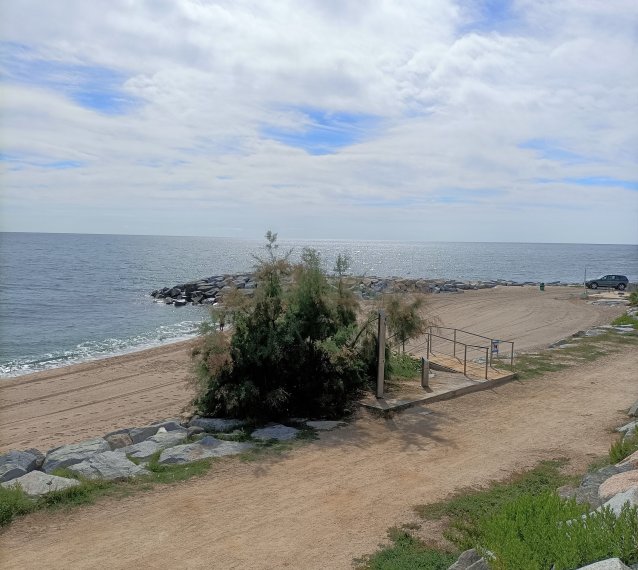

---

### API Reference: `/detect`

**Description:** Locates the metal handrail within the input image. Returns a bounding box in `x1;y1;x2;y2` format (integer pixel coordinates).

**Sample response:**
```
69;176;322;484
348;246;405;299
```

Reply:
429;326;514;347
425;328;515;379
427;331;490;352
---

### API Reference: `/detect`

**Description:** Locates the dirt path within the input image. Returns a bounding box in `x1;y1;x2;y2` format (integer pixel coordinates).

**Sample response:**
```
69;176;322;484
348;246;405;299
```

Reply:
2;345;637;569
0;286;621;453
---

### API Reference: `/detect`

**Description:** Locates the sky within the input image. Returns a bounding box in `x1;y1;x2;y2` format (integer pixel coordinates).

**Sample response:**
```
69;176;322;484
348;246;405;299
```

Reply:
1;0;637;243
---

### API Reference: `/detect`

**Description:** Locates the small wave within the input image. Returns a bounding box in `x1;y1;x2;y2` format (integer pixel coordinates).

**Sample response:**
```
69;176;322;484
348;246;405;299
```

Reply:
0;320;203;379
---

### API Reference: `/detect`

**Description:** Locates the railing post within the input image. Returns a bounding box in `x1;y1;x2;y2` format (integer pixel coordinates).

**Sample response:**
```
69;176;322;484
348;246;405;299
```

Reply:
421;357;430;389
463;345;467;376
426;333;430;359
377;310;386;398
510;342;514;369
489;339;493;366
453;329;457;358
485;348;489;379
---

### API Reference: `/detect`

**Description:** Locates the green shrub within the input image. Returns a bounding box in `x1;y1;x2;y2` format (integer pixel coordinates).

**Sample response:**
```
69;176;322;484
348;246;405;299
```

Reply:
611;314;638;330
628;290;638;307
193;232;373;421
0;485;36;526
389;352;421;379
356;528;456;570
416;460;573;549
480;492;638;569
610;427;638;464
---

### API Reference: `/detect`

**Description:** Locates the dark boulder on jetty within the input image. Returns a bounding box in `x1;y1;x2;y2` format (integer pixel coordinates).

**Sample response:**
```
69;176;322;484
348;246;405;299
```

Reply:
151;273;582;307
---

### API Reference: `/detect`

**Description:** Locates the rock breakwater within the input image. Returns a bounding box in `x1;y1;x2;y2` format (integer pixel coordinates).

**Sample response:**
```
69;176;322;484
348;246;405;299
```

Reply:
151;274;580;306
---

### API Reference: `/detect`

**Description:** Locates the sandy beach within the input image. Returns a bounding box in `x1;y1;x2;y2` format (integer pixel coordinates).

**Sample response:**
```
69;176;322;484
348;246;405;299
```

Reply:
0;286;623;453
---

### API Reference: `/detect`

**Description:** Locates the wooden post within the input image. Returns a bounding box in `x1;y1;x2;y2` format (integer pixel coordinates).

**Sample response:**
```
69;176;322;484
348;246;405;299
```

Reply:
463;345;467;376
377;310;386;399
421;357;430;389
485;348;489;379
510;342;514;369
453;329;457;358
489;339;493;366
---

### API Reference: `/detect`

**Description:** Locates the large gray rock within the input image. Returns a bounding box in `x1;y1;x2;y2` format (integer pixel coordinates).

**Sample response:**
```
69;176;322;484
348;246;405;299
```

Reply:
0;449;43;482
305;420;345;431
68;451;149;480
128;425;159;444
1;470;80;497
617;420;638;438
251;424;299;441
158;436;254;465
599;487;638;516
448;548;483;570
561;464;635;508
42;438;111;473
189;417;245;433
105;433;133;449
151;419;185;432
119;430;187;462
577;559;631;570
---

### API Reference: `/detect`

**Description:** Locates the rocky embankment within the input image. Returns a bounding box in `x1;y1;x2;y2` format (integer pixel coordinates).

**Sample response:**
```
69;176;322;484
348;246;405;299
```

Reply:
0;418;343;497
151;274;581;306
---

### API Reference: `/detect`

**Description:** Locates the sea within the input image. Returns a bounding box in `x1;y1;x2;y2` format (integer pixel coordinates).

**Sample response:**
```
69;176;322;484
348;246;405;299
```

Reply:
1;232;636;378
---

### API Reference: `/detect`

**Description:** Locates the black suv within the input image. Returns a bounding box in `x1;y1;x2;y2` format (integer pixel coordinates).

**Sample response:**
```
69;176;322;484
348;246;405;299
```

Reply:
585;274;629;290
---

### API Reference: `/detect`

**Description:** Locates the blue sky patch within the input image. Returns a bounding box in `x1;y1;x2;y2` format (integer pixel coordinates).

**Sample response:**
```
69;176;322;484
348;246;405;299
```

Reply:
0;152;84;170
1;41;138;114
261;107;380;155
564;176;638;190
519;138;587;163
460;0;520;34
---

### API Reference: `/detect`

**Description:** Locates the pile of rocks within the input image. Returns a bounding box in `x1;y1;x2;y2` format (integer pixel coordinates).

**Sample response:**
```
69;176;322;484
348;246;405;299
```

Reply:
151;273;580;306
0;417;345;497
447;401;638;570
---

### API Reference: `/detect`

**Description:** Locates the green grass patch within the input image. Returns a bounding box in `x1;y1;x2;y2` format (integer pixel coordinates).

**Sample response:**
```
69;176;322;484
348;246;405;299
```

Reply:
415;460;575;550
502;329;638;381
355;527;456;570
480;492;638;569
1;455;225;527
610;427;638;464
612;314;638;330
0;485;38;526
389;352;422;379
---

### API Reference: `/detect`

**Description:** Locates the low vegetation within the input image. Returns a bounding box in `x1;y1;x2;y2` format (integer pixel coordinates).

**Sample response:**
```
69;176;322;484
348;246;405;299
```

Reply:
416;460;574;550
0;458;213;527
481;493;638;569
360;455;638;569
609;427;638;464
356;527;455;570
612;313;638;330
502;328;638;381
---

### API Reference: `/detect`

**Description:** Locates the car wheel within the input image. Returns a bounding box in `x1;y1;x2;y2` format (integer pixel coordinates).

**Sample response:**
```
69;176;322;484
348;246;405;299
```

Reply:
617;283;626;290
590;282;598;289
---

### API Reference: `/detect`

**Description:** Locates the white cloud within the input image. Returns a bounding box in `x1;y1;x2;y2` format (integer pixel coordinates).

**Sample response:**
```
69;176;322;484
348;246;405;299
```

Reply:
1;0;637;242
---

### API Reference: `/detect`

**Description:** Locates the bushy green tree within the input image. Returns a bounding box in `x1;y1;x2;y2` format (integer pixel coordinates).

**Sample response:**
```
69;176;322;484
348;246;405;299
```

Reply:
385;295;430;353
192;233;373;421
